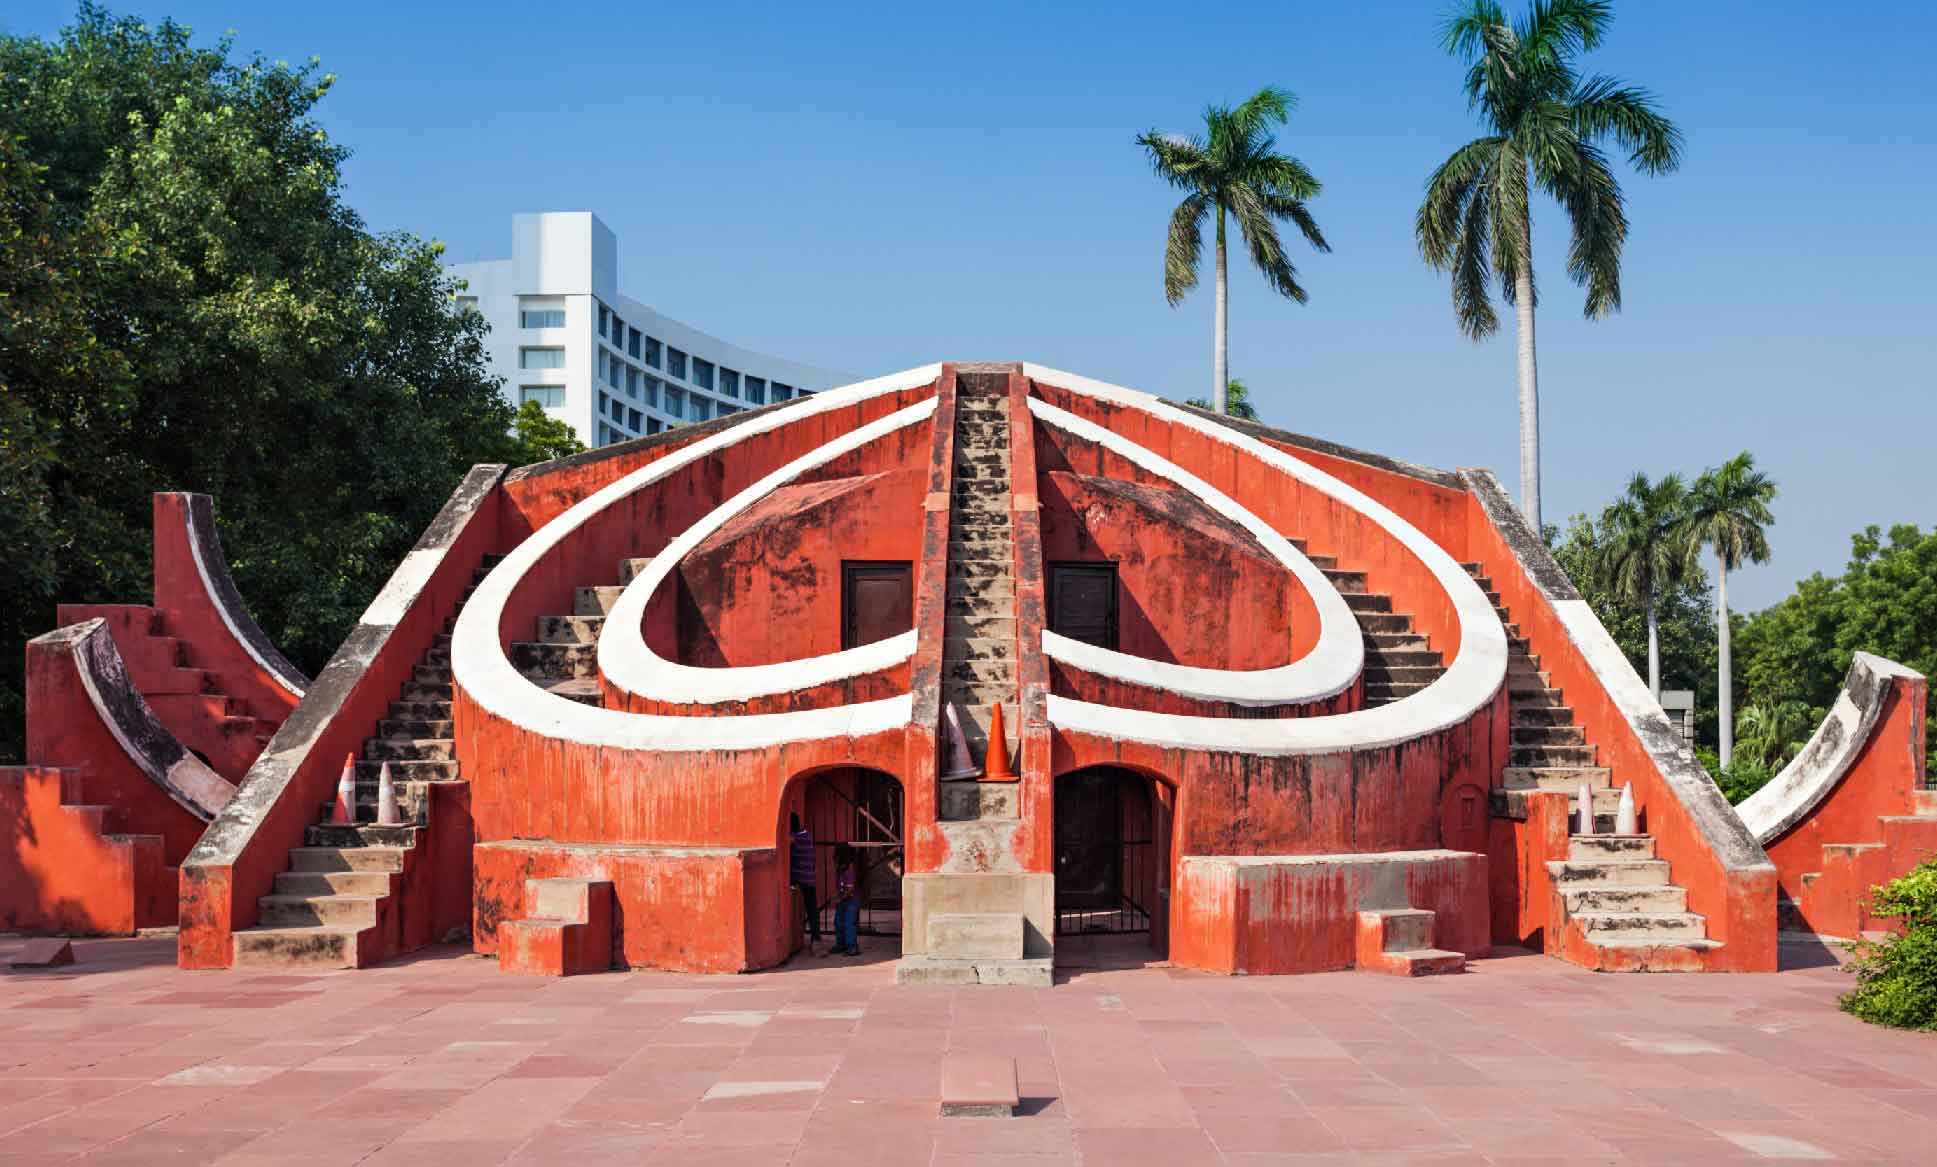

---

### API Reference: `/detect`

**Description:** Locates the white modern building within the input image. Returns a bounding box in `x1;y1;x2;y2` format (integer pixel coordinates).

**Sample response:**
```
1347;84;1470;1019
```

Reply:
449;212;849;448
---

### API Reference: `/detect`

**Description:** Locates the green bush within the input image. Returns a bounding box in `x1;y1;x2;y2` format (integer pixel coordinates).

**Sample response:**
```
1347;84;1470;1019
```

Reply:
1840;859;1937;1031
1695;747;1774;804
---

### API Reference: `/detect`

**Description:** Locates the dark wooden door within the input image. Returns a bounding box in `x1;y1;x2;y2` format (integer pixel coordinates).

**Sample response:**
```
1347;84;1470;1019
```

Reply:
842;561;913;649
1049;564;1118;649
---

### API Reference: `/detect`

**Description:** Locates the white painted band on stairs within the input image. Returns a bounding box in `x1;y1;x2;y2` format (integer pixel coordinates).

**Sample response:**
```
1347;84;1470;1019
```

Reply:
1020;364;1506;755
1028;396;1362;707
453;365;941;751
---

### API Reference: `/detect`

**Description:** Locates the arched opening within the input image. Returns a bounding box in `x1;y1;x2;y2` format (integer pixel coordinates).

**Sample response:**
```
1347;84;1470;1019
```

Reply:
1054;766;1171;955
780;766;905;948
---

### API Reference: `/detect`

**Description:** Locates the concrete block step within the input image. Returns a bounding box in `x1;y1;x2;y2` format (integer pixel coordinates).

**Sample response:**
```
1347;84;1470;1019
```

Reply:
947;560;1009;581
1509;687;1565;708
1512;725;1586;746
927;913;1025;960
894;956;1052;987
946;614;1017;639
538;615;604;645
303;823;421;849
1563;885;1688;914
1511;744;1598;767
946;659;1016;685
257;893;381;929
546;678;602;706
951;512;1010;529
412;664;452;686
1341;592;1393;613
362;737;454;762
1366;649;1442;669
378;719;452;739
1569;834;1657;860
947;541;1009;562
1371;907;1435;951
944;636;1013;660
943;684;1015;707
510;641;596;680
618;557;654;584
1572;911;1706;941
388;699;452;721
946;579;1015;601
275;869;396;897
1377;948;1467;976
575;586;624;617
353;759;457;783
1320;569;1368;593
1363;683;1429;704
1547;859;1672;887
232;925;368;970
939;781;1019;821
399;681;452;703
1363;632;1430;651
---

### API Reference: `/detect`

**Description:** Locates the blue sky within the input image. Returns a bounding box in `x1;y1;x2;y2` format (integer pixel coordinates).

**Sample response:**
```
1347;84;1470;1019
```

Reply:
10;1;1935;610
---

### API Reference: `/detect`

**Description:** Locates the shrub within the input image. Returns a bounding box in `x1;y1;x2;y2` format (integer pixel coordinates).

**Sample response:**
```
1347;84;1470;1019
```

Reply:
1840;859;1937;1031
1695;747;1774;804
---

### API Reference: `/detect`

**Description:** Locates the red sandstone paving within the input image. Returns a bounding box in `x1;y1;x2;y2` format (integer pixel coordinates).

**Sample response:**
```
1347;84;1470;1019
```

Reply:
0;938;1932;1164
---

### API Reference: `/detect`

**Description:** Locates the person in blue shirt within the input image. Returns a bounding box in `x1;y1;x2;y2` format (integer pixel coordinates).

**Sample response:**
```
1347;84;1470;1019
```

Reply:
833;844;861;957
788;813;821;953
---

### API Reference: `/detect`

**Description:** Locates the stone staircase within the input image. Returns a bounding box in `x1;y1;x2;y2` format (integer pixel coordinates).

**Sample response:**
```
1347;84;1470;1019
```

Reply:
1468;563;1717;970
231;554;506;969
1355;907;1466;976
1783;788;1937;938
507;555;657;707
941;383;1018;797
1289;540;1446;707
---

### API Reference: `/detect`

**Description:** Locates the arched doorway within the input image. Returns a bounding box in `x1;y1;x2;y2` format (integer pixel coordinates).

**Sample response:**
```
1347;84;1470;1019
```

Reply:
795;767;904;939
1054;766;1166;946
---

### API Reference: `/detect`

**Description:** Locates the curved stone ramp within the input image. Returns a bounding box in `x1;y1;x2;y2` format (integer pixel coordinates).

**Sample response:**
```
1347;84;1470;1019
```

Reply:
596;399;932;709
1020;365;1507;754
1028;397;1364;710
455;367;942;751
1738;653;1936;939
171;491;310;703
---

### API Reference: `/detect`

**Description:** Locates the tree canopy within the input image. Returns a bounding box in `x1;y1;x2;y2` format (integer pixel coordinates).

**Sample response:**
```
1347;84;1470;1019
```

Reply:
0;5;518;760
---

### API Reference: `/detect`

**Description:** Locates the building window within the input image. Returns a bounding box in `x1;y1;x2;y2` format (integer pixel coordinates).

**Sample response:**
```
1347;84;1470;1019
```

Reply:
692;358;714;391
771;382;792;401
643;336;662;369
719;402;739;416
719;368;740;398
665;385;684;417
745;376;766;404
520;308;565;329
628;327;641;358
647;417;662;435
667;347;687;380
692;396;712;422
626;367;640;398
642;376;660;408
610;314;626;344
519;347;565;370
519;385;565;408
628;408;642;430
599;305;610;337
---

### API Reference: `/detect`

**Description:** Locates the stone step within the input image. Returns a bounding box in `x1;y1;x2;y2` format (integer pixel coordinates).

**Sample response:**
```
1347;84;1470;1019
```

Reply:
1569;834;1656;861
1563;885;1689;914
947;541;1009;562
1509;686;1565;708
1511;744;1598;767
1363;682;1430;704
538;615;604;645
1572;911;1706;941
951;512;1010;530
275;869;396;897
947;578;1014;601
232;926;367;970
304;823;422;849
1547;859;1672;888
943;684;1014;706
946;659;1016;686
574;586;623;617
1500;765;1613;792
939;780;1019;821
1321;569;1368;592
948;559;1009;581
618;557;654;584
421;648;450;668
1341;592;1393;614
895;956;1052;988
510;641;596;680
412;664;451;686
547;678;602;706
1355;613;1414;635
399;679;452;703
951;463;1008;481
377;719;452;739
362;738;454;762
1378;948;1468;976
1365;650;1441;669
388;699;452;721
1363;632;1430;651
946;614;1017;637
353;759;457;784
257;893;382;929
1363;664;1442;685
927;913;1025;960
1374;908;1435;951
1511;725;1586;746
1305;554;1337;571
944;636;1013;660
1512;705;1576;727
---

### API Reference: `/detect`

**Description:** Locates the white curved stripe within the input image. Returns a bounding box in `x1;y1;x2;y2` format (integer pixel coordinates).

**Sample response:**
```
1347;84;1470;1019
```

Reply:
599;400;933;704
1737;652;1925;844
1020;362;1507;756
1029;397;1361;706
453;364;940;752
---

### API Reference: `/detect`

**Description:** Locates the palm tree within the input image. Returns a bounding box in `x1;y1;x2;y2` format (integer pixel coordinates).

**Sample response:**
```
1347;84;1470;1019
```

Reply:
1736;700;1814;771
1187;377;1259;421
1138;87;1328;415
1680;452;1777;768
1416;0;1681;530
1597;470;1687;699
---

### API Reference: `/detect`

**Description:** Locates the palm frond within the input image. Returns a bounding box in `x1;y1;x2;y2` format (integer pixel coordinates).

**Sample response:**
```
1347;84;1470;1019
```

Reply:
1163;193;1207;305
1549;138;1627;317
1489;145;1532;304
1229;185;1306;303
1518;0;1611;62
1572;75;1682;174
1417;136;1503;267
1136;130;1211;192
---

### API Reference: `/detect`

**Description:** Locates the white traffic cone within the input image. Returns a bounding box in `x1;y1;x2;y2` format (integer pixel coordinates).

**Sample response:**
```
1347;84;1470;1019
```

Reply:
332;754;357;824
1576;782;1596;836
942;704;978;780
376;761;401;825
1615;783;1638;836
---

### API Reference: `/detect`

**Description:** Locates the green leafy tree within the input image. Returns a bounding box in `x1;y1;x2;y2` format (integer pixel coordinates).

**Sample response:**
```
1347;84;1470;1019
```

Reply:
1595;470;1687;698
1416;0;1681;531
1842;858;1937;1031
497;400;586;465
1186;377;1259;421
0;6;511;759
1138;87;1328;416
1733;700;1815;771
1680;452;1777;767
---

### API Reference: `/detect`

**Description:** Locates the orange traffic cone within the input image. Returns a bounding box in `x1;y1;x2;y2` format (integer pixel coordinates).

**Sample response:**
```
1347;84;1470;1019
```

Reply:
983;702;1016;781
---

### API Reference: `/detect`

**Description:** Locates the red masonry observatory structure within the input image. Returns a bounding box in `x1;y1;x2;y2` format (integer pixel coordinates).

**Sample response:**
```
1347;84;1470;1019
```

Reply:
7;362;1933;978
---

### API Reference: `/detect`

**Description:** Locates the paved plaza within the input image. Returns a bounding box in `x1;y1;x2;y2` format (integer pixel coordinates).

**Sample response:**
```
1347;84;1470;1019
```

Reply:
0;935;1931;1165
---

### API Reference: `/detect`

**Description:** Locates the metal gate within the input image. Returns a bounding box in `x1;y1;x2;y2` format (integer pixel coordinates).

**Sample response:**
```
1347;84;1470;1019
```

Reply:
804;768;904;937
1054;768;1155;935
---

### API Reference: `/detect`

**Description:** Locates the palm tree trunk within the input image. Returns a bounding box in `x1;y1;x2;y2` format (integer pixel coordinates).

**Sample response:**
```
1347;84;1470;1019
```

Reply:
1513;210;1541;531
1213;205;1229;415
1646;591;1661;700
1716;547;1733;768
